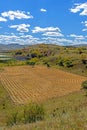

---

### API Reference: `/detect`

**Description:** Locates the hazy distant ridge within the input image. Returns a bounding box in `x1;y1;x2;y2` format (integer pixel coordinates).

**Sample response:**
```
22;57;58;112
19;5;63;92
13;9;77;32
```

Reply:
0;44;28;51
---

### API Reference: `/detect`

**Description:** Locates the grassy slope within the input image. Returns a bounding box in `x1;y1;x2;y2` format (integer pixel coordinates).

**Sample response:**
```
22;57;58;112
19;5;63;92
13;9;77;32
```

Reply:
0;69;87;129
0;82;13;126
0;45;87;129
8;44;87;77
0;71;87;129
0;75;87;130
2;90;87;130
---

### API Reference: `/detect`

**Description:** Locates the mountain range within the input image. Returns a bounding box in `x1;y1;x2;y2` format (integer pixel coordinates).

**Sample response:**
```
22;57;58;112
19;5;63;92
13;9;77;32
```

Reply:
0;44;28;51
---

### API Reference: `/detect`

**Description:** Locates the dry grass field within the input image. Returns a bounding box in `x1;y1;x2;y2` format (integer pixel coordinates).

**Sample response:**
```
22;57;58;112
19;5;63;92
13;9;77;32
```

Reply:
0;65;87;104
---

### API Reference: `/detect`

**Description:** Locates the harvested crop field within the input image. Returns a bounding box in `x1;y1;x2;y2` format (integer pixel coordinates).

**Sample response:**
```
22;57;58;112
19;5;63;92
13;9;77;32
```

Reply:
0;66;87;104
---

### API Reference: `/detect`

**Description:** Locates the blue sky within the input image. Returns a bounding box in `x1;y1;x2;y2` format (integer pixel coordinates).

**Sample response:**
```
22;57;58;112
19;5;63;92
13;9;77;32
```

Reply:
0;0;87;45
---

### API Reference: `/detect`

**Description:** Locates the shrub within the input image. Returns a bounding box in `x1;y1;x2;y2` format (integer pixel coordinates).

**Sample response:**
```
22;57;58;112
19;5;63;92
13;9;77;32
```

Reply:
7;111;18;126
82;59;87;64
15;51;22;55
82;80;87;89
63;59;73;68
26;60;35;66
57;57;64;66
7;103;45;126
31;52;37;58
23;103;45;123
81;54;87;64
26;58;39;66
30;50;43;58
46;63;50;68
57;57;73;68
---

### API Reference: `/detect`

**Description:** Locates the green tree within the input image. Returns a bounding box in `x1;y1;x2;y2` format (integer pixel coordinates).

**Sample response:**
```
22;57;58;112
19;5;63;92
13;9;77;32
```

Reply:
63;59;73;68
82;80;87;89
26;58;39;67
57;57;64;66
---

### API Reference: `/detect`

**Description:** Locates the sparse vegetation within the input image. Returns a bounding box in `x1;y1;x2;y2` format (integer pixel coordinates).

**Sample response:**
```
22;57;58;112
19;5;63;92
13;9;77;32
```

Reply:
23;103;45;124
6;103;45;126
1;44;87;129
1;44;87;76
82;80;87;89
1;89;87;130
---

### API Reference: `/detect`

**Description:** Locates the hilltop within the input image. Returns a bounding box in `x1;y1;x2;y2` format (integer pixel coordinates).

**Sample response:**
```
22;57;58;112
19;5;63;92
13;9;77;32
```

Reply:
9;43;87;77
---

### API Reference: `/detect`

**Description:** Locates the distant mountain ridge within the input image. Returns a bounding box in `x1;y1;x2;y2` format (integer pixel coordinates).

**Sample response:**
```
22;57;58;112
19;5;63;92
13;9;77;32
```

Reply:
0;43;87;52
0;44;28;51
73;44;87;47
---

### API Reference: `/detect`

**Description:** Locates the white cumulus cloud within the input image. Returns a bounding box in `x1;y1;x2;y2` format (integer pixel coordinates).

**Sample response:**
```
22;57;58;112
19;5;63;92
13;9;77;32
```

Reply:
82;21;87;31
1;10;33;20
32;26;63;37
69;34;85;40
40;8;47;12
10;24;30;32
42;37;73;45
70;2;87;15
0;17;7;22
32;26;61;33
42;32;63;37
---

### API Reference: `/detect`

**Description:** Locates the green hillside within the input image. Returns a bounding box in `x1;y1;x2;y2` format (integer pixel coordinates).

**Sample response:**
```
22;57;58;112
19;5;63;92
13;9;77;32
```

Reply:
5;44;87;77
0;44;87;130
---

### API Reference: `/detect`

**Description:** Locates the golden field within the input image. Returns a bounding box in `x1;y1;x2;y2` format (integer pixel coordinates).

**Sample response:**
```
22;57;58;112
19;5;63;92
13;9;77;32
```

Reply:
0;65;86;104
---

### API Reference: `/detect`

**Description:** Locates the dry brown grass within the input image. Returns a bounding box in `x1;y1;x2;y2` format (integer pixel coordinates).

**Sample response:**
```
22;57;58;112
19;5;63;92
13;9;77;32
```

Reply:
0;65;87;104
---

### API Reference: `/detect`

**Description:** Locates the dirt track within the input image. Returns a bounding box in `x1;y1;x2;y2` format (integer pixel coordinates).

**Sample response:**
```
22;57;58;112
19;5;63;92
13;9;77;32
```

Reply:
0;66;86;104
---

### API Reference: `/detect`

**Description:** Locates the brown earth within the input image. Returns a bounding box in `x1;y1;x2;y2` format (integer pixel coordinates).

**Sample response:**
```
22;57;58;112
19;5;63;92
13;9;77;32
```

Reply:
0;65;87;104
